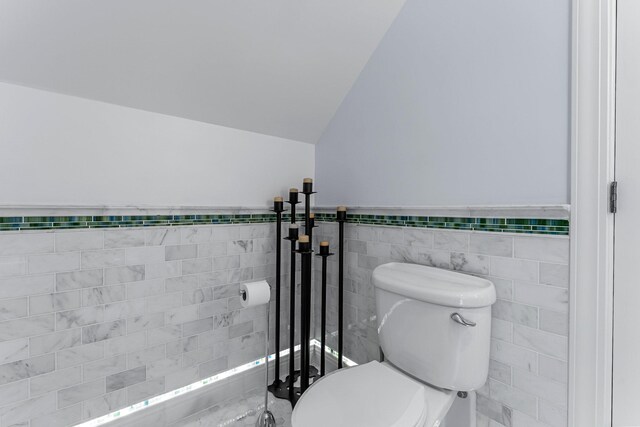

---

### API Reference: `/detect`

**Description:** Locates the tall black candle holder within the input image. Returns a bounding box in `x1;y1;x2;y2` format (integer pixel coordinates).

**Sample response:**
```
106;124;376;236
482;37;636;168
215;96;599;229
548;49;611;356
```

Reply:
316;242;334;376
267;198;286;397
285;193;300;403
336;207;347;369
296;235;313;394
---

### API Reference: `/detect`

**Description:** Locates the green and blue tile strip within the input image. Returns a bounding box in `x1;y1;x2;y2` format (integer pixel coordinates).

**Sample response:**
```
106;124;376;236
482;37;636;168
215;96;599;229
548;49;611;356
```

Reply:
0;213;568;235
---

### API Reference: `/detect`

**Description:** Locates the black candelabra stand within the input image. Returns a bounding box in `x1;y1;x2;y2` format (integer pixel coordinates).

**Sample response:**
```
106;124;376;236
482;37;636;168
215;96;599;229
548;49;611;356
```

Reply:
268;180;345;407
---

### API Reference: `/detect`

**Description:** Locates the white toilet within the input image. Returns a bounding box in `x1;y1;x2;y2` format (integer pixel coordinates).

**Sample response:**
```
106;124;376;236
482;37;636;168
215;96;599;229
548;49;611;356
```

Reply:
291;262;496;427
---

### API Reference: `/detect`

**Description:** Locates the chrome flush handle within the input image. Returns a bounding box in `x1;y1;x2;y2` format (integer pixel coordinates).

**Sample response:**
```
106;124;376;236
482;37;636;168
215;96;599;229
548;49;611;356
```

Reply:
450;313;476;327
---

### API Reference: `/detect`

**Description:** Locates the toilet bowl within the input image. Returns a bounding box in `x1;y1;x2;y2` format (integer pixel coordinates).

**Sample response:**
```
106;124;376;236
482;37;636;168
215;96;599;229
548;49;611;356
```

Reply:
291;262;496;427
291;361;455;427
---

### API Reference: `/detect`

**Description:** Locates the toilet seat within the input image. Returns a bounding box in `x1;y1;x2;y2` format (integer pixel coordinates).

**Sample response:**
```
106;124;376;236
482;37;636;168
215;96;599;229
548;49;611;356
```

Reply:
291;361;454;427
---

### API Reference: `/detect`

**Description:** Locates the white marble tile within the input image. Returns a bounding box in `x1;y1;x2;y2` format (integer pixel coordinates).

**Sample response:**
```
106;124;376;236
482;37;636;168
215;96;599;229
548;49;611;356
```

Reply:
213;255;241;271
0;234;54;256
513;368;567;407
28;252;80;274
0;297;27;321
105;366;146;392
181;227;213;244
0;256;27;278
513;325;568;361
539;309;568;336
149;325;185;348
492;300;538;328
0;339;28;365
82;320;126;344
104;230;145;249
538;399;567;427
166;244;198;261
197;241;227;258
145;228;181;246
104;265;145;285
165;305;199;326
30;366;81;396
539;263;569;288
103;331;146;358
31;403;82;427
0;274;54;299
514;282;568;313
58;379;105;408
377;227;404;244
0;392;57;426
451;252;490;275
127;345;166;369
488;361;511;385
433;230;469;251
56;306;104;330
125;246;165;265
491;257;538;282
81;389;126;420
146;260;182;279
511;410;550;427
83;354;127;381
30;290;81;315
126;313;163;334
146;292;182;313
539;355;568;384
184;317;213;336
82;285;125;306
56;269;103;291
514;236;569;264
55;231;103;253
491;318;513;342
104;300;146;321
183;258;213;275
0;354;55;386
81;249;125;269
30;329;81;355
126;376;165;405
57;342;104;369
126;279;165;299
470;234;514;257
0;314;54;341
490;339;537;373
489;379;537;418
0;380;28;407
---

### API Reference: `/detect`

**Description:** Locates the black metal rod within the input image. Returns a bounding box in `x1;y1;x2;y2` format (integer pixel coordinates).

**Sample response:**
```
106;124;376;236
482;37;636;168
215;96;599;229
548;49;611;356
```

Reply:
337;208;347;369
298;237;312;393
273;210;282;383
288;236;297;401
320;253;328;375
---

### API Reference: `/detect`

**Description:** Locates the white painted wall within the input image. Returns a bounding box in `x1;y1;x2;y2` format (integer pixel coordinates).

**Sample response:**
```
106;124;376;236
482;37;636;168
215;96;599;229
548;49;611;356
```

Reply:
315;0;571;207
0;82;315;207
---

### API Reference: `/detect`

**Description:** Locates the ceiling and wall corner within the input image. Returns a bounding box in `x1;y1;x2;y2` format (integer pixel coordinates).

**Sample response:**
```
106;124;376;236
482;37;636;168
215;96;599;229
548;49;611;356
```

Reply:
0;0;407;144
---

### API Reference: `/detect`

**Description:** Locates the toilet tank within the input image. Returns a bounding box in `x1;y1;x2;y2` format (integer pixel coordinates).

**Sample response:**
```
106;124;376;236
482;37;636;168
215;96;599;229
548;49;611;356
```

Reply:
373;262;496;391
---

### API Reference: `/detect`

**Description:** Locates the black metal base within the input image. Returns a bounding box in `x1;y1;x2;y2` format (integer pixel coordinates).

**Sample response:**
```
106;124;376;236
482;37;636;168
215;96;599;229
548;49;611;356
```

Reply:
270;365;320;407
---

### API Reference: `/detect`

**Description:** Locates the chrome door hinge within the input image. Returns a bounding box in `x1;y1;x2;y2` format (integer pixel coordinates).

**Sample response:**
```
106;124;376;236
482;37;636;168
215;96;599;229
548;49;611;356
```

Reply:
610;181;618;213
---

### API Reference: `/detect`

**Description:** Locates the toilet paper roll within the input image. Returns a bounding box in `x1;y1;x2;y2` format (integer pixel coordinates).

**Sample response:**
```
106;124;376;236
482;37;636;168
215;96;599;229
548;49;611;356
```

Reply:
240;280;271;308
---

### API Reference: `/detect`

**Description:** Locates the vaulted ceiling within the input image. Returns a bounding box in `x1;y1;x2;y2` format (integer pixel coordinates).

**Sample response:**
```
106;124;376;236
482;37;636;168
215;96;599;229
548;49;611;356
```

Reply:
0;0;406;143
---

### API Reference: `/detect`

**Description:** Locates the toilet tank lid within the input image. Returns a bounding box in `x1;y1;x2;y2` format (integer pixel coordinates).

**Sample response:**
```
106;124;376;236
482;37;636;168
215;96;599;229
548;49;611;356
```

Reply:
372;262;496;308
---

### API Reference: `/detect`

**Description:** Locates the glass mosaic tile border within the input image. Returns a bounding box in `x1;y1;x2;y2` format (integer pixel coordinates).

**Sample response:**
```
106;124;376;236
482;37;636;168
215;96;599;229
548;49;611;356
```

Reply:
0;213;568;235
313;213;569;235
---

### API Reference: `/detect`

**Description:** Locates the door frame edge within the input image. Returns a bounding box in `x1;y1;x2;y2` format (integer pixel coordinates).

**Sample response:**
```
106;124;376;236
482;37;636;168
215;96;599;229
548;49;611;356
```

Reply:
570;0;616;423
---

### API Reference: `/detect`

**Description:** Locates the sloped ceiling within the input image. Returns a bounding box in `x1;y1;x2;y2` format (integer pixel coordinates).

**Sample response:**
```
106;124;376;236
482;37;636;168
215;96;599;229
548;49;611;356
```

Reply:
0;0;406;143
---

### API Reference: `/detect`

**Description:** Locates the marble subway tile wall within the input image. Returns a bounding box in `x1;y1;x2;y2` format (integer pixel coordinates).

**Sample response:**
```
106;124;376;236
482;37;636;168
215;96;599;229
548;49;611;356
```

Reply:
314;222;569;427
0;223;292;427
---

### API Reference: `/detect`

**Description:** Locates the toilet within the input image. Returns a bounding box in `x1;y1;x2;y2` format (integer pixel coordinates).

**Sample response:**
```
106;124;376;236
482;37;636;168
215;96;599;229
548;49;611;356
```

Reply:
291;262;496;427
